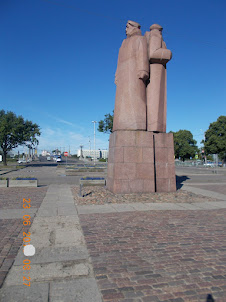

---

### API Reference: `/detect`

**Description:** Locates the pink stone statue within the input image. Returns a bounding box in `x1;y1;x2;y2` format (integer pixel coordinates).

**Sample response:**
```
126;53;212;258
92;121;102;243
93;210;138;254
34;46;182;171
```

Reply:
113;21;149;131
145;24;172;132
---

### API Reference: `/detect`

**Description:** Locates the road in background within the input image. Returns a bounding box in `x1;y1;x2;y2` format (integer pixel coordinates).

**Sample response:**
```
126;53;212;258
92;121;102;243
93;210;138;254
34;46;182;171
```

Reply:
1;158;225;192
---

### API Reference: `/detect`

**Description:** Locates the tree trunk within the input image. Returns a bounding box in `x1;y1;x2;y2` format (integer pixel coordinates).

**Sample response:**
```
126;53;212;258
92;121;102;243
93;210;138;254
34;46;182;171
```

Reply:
3;150;7;166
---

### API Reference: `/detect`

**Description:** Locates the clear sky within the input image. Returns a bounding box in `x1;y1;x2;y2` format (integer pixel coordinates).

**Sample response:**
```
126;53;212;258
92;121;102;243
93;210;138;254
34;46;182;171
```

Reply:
1;0;226;154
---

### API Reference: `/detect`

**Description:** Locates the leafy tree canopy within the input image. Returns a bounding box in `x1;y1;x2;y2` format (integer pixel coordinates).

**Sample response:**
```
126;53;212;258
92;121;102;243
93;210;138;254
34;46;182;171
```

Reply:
203;116;226;162
98;111;114;134
171;130;198;161
0;110;40;165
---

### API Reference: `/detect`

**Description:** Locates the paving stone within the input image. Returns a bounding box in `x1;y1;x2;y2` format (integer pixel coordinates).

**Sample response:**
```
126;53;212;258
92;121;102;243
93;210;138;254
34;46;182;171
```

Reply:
182;185;226;200
30;215;80;229
37;207;58;217
57;198;75;205
57;205;77;215
55;228;85;246
79;209;226;301
0;208;37;219
4;262;91;285
28;225;85;249
50;278;102;302
2;177;226;301
177;203;204;210
77;205;117;214
14;246;89;265
0;283;49;302
209;201;226;208
128;203;153;211
0;187;47;288
111;204;138;212
194;202;222;210
145;203;185;210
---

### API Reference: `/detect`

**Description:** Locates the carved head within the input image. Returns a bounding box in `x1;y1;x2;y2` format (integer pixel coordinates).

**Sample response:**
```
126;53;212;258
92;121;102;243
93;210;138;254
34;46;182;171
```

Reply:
150;24;163;36
126;20;141;37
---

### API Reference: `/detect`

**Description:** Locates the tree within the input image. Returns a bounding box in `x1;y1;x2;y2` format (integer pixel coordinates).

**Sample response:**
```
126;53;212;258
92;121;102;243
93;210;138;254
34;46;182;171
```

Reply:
202;116;226;163
171;130;198;161
0;110;41;165
98;111;114;134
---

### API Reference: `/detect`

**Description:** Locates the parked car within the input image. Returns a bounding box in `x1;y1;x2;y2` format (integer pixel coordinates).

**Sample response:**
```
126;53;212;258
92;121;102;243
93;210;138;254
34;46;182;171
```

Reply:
47;156;51;161
18;159;29;164
54;155;62;162
204;162;214;167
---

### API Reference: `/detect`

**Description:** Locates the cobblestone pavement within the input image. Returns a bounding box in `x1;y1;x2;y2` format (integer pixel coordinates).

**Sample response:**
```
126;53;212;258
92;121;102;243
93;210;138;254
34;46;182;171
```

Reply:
79;209;226;302
0;187;47;209
0;187;48;288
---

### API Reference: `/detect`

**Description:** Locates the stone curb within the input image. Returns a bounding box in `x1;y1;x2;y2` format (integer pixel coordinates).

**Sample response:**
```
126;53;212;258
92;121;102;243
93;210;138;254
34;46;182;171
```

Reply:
77;200;226;214
181;185;226;201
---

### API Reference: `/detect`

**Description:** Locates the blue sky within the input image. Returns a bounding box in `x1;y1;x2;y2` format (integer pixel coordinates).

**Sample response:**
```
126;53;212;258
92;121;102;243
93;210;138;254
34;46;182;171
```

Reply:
1;0;226;154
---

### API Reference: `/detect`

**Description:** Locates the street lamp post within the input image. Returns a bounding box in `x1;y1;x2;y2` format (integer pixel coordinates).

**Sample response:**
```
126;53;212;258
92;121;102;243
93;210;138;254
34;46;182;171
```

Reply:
88;137;91;157
92;121;97;165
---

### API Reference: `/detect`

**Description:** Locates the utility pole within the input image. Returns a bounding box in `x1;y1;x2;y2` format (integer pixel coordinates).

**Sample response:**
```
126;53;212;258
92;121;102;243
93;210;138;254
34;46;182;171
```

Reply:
79;145;83;160
88;137;91;157
92;121;97;165
204;131;207;164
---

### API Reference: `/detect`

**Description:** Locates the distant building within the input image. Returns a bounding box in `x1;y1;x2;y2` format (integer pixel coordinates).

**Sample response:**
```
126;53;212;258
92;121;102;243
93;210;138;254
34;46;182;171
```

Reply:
77;149;108;159
42;150;50;156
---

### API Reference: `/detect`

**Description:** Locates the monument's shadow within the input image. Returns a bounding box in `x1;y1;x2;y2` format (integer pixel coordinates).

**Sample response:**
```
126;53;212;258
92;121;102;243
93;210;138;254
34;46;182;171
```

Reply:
176;175;190;190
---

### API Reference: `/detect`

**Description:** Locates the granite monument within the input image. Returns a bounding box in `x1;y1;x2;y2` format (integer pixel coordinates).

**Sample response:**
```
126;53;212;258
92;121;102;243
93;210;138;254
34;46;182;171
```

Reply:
107;21;176;194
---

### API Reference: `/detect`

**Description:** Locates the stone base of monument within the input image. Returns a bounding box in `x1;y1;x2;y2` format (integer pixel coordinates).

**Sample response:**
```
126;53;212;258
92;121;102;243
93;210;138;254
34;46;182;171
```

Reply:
106;131;176;194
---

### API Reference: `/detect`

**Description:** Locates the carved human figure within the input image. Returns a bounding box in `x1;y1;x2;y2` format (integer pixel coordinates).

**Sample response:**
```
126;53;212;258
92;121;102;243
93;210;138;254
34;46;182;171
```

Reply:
113;21;149;131
145;24;172;132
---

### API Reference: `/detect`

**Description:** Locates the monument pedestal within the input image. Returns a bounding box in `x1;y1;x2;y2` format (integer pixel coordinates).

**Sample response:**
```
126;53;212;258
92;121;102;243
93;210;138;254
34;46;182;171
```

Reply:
107;130;176;194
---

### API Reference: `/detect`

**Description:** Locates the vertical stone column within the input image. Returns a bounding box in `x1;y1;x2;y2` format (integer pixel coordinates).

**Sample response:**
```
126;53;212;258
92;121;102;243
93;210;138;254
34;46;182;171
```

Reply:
145;24;172;133
107;131;155;194
147;64;167;132
154;132;176;192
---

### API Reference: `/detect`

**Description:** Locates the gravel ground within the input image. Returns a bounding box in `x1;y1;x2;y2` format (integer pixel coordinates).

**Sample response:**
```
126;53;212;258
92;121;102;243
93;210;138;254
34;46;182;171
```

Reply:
72;186;217;205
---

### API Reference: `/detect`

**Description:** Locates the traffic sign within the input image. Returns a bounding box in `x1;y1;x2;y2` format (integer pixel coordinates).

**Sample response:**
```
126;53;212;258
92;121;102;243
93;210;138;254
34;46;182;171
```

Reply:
64;152;68;157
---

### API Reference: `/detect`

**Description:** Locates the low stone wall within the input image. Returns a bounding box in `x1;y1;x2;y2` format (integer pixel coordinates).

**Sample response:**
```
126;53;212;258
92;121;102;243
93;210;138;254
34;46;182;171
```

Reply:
66;168;106;175
0;180;8;187
8;179;38;187
80;178;106;186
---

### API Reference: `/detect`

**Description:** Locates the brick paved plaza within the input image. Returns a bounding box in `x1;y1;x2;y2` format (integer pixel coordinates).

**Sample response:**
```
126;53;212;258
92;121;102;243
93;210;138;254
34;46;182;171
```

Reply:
0;163;225;301
79;209;226;301
0;187;47;288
